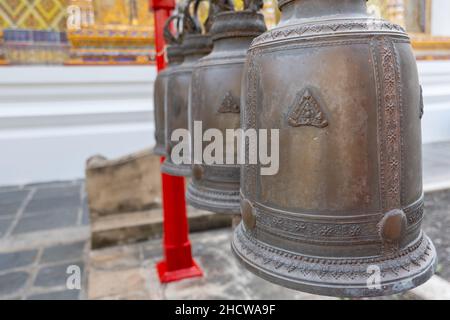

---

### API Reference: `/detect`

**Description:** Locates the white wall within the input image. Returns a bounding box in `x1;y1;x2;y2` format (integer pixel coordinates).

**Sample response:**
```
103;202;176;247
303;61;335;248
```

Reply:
0;66;156;186
418;60;450;144
0;61;449;186
431;0;450;37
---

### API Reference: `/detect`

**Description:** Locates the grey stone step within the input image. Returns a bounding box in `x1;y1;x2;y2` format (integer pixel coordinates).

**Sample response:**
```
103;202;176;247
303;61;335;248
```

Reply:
90;206;233;249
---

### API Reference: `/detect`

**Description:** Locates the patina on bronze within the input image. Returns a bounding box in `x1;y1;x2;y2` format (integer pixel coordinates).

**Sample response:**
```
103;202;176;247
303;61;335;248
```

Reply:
161;1;213;176
153;15;184;156
186;2;267;214
232;0;436;297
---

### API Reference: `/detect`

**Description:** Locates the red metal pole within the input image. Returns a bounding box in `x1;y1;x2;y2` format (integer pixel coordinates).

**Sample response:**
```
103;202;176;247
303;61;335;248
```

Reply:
150;0;203;283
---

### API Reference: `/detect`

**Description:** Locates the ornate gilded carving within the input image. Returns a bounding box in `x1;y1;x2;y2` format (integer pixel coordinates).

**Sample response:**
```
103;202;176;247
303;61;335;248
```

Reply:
286;88;328;128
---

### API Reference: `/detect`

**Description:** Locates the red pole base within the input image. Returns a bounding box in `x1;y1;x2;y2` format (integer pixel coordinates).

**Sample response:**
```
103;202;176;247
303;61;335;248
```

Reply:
151;0;202;284
156;158;203;283
156;259;203;283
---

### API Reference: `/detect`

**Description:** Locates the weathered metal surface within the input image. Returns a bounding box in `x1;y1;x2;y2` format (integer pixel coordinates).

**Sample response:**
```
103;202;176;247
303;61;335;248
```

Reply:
161;2;213;176
186;6;266;214
231;0;436;297
153;15;184;156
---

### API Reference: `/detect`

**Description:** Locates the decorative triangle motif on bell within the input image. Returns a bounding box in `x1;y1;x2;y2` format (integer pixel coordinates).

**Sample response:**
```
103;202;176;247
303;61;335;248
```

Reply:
287;88;328;128
218;91;240;113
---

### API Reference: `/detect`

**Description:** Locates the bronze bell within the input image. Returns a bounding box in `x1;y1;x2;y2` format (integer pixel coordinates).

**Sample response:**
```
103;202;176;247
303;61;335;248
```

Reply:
161;1;213;176
232;0;436;297
153;15;184;156
186;3;267;214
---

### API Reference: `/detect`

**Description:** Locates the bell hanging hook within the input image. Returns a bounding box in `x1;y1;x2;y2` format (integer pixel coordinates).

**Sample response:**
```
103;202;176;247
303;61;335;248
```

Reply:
204;0;235;32
243;0;264;12
181;0;204;34
163;14;183;45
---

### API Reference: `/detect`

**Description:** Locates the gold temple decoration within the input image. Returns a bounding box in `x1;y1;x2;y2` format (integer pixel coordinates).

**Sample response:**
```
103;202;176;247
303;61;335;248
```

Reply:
367;0;405;27
0;0;68;30
261;0;279;29
0;0;69;65
232;0;278;29
368;0;450;60
66;0;155;65
0;30;8;65
1;0;449;64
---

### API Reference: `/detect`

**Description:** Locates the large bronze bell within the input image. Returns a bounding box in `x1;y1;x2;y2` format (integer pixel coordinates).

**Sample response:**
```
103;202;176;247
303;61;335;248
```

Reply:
186;3;267;214
161;2;213;176
232;0;436;297
153;16;184;156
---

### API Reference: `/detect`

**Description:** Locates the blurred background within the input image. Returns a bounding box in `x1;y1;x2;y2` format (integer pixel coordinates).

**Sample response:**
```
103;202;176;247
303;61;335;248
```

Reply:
0;0;450;301
0;0;449;186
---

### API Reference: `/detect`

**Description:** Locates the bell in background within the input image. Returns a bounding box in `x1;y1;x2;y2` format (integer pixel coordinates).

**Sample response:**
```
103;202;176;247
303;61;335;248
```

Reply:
161;0;213;176
232;0;436;297
153;15;184;156
186;1;267;214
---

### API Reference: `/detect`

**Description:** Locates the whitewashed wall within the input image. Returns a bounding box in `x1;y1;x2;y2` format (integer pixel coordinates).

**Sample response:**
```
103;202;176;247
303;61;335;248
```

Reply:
419;60;450;144
0;61;449;186
431;0;450;37
0;66;156;186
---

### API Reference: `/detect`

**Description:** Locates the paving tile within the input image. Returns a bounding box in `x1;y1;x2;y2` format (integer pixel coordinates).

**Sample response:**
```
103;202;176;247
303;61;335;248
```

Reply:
90;246;141;270
32;185;81;200
24;196;81;216
88;267;146;300
40;242;86;264
0;190;29;204
0;249;38;271
25;180;81;190
141;245;162;261
81;199;89;225
12;210;78;234
0;218;12;238
0;271;29;296
27;289;80;300
0;185;23;192
0;190;30;217
0;202;21;218
34;261;84;288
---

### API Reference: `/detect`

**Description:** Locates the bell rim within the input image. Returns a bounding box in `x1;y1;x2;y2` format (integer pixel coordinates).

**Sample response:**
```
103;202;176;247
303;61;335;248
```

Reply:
160;159;192;177
186;181;240;215
231;224;437;298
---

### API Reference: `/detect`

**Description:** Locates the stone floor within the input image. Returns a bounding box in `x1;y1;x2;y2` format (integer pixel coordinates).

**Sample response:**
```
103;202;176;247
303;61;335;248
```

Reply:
422;189;450;281
0;180;89;300
0;141;449;300
88;228;427;300
88;229;337;300
0;180;88;238
0;241;88;299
